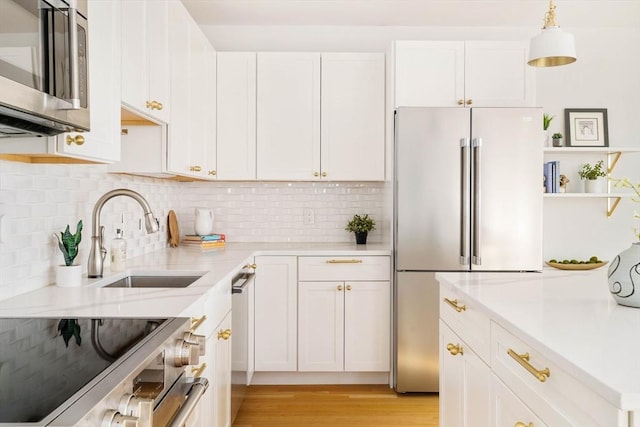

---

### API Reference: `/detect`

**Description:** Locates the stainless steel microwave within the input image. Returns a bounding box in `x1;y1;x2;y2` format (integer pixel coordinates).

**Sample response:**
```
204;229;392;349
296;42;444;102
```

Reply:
0;0;89;137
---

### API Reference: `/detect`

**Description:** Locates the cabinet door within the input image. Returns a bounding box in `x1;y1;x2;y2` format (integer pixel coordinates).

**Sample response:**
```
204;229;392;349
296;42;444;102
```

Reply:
216;52;257;180
344;281;390;372
298;281;344;372
491;375;546;427
321;53;385;181
213;312;232;427
464;41;534;107
440;321;491;427
254;256;298;371
55;0;121;162
394;41;464;107
256;53;320;180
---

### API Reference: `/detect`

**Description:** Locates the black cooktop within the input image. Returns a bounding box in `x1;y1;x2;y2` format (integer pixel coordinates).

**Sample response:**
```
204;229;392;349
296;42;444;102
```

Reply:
0;318;165;424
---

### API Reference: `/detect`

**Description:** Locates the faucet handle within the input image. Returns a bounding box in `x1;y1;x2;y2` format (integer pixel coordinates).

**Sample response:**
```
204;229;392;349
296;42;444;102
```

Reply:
99;226;107;260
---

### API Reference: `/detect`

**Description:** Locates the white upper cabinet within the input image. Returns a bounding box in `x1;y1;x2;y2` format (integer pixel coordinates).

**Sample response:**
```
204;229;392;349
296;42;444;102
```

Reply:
166;1;216;180
216;52;257;180
321;53;385;181
256;52;321;180
121;0;170;123
394;40;534;107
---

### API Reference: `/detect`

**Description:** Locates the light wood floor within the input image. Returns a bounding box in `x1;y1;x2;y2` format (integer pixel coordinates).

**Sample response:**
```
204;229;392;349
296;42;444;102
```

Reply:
232;385;439;427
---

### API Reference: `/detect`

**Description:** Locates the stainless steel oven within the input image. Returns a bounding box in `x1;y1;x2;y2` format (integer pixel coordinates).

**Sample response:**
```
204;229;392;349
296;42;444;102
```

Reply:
0;0;90;137
0;317;209;427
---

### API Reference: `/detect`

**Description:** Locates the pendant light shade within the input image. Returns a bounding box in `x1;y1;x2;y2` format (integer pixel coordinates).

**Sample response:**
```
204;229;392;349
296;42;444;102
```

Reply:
527;0;576;67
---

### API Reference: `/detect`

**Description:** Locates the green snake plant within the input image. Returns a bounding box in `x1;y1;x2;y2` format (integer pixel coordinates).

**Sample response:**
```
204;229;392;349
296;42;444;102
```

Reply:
55;220;83;266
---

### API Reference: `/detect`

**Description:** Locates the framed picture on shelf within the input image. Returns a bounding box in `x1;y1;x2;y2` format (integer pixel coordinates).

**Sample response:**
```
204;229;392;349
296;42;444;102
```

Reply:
564;108;609;147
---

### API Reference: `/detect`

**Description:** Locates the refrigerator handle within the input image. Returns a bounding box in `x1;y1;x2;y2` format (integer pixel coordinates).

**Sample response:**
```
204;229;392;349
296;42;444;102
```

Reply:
472;137;482;265
460;137;470;265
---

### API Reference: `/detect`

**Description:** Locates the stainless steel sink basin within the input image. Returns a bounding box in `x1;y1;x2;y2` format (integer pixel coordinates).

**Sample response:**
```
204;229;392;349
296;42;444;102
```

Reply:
104;274;203;288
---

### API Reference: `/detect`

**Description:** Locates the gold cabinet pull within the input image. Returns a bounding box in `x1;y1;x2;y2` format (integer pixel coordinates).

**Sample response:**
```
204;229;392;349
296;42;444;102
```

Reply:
321;171;327;177
208;170;217;176
346;284;352;291
446;343;463;356
146;100;163;110
66;135;85;146
507;349;550;382
190;315;207;332
325;259;363;264
191;363;207;377
457;99;464;105
189;165;202;172
243;263;257;269
444;298;466;312
466;99;473;105
314;171;320;177
337;285;343;291
217;328;232;340
514;423;534;427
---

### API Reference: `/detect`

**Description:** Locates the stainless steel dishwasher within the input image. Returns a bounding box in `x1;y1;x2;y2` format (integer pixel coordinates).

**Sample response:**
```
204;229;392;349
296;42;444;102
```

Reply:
231;264;256;423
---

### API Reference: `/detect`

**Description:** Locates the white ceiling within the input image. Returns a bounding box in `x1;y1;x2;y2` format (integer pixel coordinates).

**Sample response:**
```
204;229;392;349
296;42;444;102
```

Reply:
181;0;640;28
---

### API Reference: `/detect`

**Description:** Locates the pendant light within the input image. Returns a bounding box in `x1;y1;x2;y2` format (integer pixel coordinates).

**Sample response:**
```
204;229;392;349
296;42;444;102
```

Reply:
527;0;576;67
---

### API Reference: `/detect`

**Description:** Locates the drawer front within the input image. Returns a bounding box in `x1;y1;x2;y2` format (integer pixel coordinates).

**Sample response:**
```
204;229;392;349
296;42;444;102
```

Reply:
298;256;390;281
492;323;624;427
439;285;491;363
492;374;547;427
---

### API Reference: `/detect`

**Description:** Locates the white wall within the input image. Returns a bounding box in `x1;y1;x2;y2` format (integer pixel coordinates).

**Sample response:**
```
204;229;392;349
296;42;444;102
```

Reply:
202;23;640;262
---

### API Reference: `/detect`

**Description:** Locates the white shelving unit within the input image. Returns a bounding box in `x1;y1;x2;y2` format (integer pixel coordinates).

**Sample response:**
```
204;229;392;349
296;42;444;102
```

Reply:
543;147;640;217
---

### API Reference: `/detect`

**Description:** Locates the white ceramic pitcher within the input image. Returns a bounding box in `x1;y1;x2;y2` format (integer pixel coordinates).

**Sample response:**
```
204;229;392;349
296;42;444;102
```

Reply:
194;208;214;236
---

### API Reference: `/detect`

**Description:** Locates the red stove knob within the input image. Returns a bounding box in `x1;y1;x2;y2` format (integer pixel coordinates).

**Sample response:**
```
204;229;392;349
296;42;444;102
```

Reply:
101;410;139;427
183;331;206;356
172;338;200;367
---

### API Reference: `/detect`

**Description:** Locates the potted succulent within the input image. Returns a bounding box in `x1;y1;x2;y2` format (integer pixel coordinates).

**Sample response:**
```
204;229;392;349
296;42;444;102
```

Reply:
552;132;563;147
345;214;376;244
54;220;83;287
578;160;607;193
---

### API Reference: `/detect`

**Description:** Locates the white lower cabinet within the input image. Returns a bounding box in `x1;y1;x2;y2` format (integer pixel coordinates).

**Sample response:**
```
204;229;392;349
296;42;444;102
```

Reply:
491;374;546;427
253;256;298;371
297;256;391;373
211;312;232;427
439;320;490;427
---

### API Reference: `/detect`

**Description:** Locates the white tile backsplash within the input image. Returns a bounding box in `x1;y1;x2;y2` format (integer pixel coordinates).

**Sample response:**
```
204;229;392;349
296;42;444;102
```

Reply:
0;160;388;300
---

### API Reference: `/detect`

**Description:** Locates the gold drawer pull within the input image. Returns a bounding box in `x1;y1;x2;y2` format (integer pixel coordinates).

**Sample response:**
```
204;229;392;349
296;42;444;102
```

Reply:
446;343;463;356
217;328;232;340
190;315;207;332
190;165;202;172
337;285;343;291
191;363;207;377
444;298;466;312
515;423;534;427
507;349;550;383
346;284;352;291
325;259;363;264
66;135;85;146
243;263;257;269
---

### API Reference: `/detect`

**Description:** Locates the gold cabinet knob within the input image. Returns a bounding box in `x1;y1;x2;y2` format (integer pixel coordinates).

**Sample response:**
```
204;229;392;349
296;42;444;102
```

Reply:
191;363;207;377
346;285;352;291
446;343;463;356
321;171;327;177
514;423;534;427
314;171;320;177
466;99;473;105
217;328;232;340
66;135;85;146
189;165;202;172
243;263;257;269
208;170;217;176
146;100;163;110
444;298;466;312
457;99;464;105
337;285;343;291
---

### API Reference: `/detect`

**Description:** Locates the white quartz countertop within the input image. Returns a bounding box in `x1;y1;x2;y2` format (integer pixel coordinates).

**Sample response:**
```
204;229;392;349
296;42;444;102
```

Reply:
0;242;390;318
436;268;640;411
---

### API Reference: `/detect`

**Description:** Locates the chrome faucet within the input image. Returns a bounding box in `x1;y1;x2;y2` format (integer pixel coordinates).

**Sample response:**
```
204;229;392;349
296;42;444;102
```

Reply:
88;188;159;278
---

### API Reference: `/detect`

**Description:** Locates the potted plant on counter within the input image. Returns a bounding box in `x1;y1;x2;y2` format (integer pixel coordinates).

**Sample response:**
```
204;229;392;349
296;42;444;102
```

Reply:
578;160;607;193
345;214;376;244
54;220;83;287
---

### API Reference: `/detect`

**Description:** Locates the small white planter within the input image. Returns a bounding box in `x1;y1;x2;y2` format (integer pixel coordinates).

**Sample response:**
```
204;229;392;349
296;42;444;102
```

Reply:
56;264;83;287
585;178;606;193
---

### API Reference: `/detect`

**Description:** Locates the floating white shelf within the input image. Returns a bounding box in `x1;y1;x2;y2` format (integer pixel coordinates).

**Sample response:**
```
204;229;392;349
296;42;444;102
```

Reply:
543;192;632;217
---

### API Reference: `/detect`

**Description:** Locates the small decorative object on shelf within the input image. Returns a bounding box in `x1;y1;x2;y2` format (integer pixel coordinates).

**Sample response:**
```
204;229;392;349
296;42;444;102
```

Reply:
578;160;607;193
345;214;376;244
565;108;609;147
552;132;563;147
559;174;570;193
54;220;83;287
608;178;640;307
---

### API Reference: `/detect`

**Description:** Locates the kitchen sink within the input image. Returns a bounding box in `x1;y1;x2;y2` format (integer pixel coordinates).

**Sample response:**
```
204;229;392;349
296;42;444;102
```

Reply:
104;274;203;288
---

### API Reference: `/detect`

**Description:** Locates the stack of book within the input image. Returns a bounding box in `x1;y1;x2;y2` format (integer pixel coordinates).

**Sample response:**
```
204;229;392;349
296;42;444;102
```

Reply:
543;160;560;193
181;233;226;249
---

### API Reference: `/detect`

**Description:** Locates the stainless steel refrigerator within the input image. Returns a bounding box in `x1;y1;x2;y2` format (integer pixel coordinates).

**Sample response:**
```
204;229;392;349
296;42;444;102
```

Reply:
393;107;543;393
